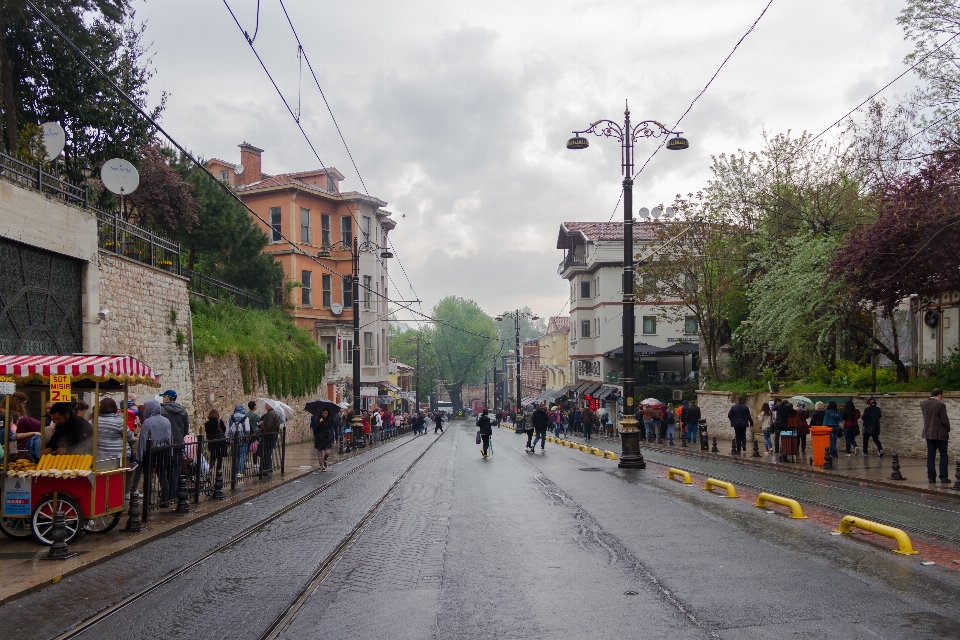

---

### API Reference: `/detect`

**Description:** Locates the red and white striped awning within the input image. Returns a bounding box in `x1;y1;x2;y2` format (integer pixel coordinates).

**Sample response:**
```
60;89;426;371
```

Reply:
0;354;160;386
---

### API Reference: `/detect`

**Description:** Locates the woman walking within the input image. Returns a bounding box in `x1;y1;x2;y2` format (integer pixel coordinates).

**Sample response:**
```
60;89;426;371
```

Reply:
823;401;843;459
842;399;860;457
758;403;773;453
313;408;337;471
478;409;493;458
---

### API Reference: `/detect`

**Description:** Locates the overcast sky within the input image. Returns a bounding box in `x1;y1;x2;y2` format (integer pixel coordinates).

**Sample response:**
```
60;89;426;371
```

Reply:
134;0;914;321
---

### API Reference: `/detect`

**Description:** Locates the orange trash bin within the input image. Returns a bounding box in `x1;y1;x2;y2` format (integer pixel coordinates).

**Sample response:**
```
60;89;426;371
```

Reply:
810;426;833;466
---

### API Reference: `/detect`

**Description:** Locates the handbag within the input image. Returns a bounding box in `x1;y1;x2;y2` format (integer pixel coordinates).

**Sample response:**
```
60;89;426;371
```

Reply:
476;431;482;445
250;440;259;454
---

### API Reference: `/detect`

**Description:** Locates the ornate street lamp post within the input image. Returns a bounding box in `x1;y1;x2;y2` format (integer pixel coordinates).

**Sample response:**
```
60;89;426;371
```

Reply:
318;238;393;449
567;102;688;469
496;310;539;428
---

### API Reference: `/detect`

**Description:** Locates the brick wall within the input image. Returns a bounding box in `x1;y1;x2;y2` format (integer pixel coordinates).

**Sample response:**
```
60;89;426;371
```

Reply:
696;390;960;460
97;252;193;410
193;353;320;444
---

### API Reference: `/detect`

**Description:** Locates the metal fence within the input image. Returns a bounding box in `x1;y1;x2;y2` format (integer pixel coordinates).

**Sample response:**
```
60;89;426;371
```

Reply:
96;209;182;275
135;427;286;518
0;150;86;208
185;269;271;309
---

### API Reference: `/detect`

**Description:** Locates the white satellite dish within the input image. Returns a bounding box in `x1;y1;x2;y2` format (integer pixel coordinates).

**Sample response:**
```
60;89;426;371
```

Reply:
331;303;343;315
100;158;140;195
651;207;663;219
234;164;244;175
664;207;675;219
638;207;650;219
41;122;65;161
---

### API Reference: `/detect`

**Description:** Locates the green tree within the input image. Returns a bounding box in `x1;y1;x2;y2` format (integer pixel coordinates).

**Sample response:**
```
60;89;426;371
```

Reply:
494;306;545;349
387;324;439;405
1;2;163;179
430;297;498;411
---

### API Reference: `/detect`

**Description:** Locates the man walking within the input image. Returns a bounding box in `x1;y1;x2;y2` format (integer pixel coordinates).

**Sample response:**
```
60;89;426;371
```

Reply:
478;409;493;458
685;400;701;444
582;405;595;442
920;388;951;484
434;410;444;434
861;396;883;458
160;390;189;501
530;403;549;453
727;395;753;454
260;402;280;473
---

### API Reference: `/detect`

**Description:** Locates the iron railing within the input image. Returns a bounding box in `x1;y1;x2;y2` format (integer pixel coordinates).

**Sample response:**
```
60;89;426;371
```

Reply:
96;209;182;275
0;151;86;208
185;269;271;309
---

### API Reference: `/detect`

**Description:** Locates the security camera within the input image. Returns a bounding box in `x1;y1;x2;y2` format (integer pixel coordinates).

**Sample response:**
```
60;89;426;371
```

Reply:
98;309;110;321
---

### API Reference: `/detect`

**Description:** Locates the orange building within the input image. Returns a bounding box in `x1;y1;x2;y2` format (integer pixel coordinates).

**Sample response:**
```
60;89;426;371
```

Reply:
207;143;396;402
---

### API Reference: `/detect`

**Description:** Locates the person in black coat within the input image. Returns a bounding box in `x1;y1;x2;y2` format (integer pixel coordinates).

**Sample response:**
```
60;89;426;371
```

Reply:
312;409;337;471
861;396;883;457
478;410;493;458
727;396;753;454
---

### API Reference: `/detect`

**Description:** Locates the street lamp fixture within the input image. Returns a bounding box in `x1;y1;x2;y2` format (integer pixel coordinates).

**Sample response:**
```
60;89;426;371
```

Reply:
498;309;539;424
567;101;688;470
80;161;92;179
317;247;332;259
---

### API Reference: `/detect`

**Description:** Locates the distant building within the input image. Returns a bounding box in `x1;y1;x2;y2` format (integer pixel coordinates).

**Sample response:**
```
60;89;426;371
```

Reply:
520;338;543;406
207;143;396;404
539;316;569;392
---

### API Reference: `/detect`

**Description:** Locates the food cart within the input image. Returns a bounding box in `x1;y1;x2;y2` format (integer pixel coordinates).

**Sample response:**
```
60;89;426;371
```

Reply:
0;354;158;545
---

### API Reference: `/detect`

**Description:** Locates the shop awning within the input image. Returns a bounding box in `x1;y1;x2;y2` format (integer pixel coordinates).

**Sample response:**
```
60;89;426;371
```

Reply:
580;383;602;397
555;385;572;396
571;381;595;393
603;342;671;358
0;354;160;386
594;386;618;400
664;342;700;354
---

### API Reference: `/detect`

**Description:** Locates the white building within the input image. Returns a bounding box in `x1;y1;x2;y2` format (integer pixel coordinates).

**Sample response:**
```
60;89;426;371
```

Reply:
557;222;699;405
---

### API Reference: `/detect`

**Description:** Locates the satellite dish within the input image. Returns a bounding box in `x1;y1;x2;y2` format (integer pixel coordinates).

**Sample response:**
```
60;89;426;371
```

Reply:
638;207;650;219
651;207;663;219
41;122;65;161
100;158;140;195
924;310;939;328
664;207;675;219
234;164;244;175
331;303;343;315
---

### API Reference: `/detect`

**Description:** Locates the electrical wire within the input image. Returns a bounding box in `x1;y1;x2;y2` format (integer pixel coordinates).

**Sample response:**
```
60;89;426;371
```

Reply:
25;0;494;343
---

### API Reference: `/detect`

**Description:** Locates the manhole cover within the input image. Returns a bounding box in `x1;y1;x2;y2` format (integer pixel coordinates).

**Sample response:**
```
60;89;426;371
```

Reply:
579;467;603;472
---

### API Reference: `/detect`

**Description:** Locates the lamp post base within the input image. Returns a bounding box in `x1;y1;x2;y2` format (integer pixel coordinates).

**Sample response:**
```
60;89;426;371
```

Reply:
618;417;646;469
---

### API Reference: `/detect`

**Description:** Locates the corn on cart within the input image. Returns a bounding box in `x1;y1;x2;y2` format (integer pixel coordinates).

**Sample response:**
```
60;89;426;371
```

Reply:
0;354;159;545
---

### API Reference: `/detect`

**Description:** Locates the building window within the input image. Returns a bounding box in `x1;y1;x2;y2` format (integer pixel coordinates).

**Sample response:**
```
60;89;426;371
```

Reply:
594;277;599;297
220;170;229;181
580;280;590;299
343;276;353;307
324;341;332;359
322;274;332;307
570;282;576;303
685;316;699;334
581;320;591;338
361;216;372;240
321;214;331;247
343;339;353;364
642;315;656;334
364;331;374;365
594;317;599;337
341;216;352;245
642;274;656;295
300;208;311;244
327;175;337;192
363;275;372;308
269;207;282;243
301;271;312;306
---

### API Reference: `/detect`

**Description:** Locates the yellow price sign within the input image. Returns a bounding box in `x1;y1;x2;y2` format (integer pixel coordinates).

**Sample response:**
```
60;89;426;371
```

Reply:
50;374;72;402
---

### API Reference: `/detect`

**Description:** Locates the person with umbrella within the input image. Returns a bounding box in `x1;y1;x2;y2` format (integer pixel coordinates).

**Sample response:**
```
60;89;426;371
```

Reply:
313;408;337;471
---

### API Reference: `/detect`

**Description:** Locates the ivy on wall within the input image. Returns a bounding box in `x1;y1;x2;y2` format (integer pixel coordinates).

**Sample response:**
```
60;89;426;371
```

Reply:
191;299;327;398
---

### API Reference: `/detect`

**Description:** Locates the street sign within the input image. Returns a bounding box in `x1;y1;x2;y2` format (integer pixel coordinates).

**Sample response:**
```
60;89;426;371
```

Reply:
0;376;14;396
50;374;71;402
3;477;31;516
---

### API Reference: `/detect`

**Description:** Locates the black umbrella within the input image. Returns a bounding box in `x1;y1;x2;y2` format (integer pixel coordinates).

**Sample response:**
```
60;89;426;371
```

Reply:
304;399;342;418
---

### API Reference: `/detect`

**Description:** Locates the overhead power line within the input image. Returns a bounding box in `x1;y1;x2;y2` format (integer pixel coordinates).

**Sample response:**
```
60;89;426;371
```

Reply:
25;0;493;343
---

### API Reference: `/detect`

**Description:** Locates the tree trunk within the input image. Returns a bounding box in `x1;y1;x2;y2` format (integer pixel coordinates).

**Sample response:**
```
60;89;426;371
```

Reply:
888;311;909;383
448;383;463;414
0;3;17;153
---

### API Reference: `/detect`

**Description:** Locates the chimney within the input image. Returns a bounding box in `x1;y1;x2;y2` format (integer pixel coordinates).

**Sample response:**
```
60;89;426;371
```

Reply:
238;142;263;185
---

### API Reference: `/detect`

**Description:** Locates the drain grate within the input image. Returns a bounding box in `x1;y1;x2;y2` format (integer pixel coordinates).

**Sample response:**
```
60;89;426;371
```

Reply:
579;467;603;472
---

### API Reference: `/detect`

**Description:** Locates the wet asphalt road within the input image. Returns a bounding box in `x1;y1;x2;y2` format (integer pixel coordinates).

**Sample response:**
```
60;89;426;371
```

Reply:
8;421;960;639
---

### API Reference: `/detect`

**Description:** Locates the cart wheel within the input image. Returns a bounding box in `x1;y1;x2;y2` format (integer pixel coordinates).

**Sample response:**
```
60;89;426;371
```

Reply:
83;513;121;534
32;496;84;546
0;516;32;539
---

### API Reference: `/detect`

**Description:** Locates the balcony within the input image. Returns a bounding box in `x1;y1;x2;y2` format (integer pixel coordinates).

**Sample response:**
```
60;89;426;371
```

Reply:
604;371;622;385
557;251;586;275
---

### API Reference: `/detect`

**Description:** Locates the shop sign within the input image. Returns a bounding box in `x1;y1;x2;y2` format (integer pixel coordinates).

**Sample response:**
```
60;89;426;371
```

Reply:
360;387;378;397
0;375;14;395
3;476;31;516
50;374;71;402
377;395;393;404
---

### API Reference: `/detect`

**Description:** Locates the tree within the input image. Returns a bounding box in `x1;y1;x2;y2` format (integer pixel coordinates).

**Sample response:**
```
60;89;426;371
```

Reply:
494;306;545;348
641;194;747;381
0;2;163;178
430;297;498;411
900;1;960;123
387;324;439;404
125;143;199;231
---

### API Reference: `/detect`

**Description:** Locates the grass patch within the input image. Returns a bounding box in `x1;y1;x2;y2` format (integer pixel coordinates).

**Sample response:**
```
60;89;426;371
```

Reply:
190;298;327;398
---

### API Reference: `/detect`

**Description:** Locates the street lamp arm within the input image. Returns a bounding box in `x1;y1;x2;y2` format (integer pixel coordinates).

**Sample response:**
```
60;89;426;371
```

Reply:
319;240;388;254
572;119;681;143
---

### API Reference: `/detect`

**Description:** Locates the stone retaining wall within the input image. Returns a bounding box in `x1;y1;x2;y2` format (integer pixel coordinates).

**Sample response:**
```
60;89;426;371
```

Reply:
696;390;960;460
193;354;322;444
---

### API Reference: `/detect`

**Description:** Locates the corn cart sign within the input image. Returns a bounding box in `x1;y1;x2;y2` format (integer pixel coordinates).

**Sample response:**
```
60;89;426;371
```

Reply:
3;477;31;516
0;375;14;396
50;374;71;402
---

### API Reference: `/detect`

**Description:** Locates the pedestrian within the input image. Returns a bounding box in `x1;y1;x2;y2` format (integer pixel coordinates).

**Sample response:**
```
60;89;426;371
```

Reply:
758;402;773;453
727;395;753;454
260;402;280;473
136;400;172;505
581;406;595;441
361;411;371;445
823;401;843;459
920;388;951;484
664;404;676;441
861;396;883;458
7;410;42;461
92;397;125;464
773;399;794;455
434;410;444;434
478;409;493;458
530;403;549;453
160;390;189;498
642;403;655;441
228;404;250;478
313;408;336;471
371;407;383;445
204;409;227;471
842;399;860;457
685;400;702;443
679;400;690;442
795;402;809;457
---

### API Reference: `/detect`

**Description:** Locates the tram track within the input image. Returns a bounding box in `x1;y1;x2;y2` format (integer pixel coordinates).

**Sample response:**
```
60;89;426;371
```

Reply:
54;431;443;640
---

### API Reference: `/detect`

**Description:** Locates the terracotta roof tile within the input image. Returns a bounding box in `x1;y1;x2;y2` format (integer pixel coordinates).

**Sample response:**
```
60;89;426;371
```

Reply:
558;222;658;248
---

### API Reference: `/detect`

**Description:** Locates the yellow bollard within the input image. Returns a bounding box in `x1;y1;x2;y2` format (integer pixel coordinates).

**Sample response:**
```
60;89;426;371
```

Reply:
590;447;602;456
835;516;919;555
603;450;616;460
704;478;738;498
755;492;807;519
580;445;590;452
666;468;693;485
